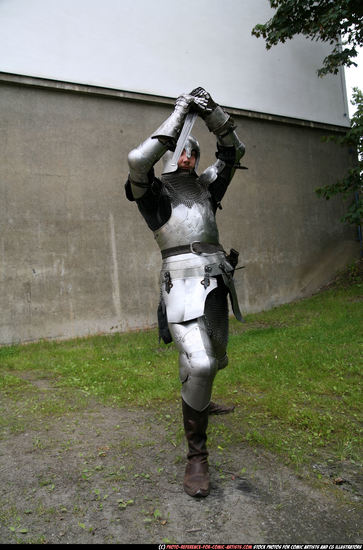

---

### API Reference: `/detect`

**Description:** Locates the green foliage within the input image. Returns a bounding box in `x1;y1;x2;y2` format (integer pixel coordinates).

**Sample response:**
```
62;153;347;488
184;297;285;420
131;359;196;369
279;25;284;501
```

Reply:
315;88;362;225
252;0;363;76
252;3;363;227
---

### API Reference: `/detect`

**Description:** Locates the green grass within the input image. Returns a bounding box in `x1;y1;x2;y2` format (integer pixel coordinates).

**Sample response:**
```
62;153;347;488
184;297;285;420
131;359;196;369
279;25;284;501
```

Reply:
224;282;362;464
0;266;362;468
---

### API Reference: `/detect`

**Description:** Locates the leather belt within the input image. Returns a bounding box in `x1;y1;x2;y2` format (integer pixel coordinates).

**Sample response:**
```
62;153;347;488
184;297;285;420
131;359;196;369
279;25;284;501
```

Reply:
161;242;225;259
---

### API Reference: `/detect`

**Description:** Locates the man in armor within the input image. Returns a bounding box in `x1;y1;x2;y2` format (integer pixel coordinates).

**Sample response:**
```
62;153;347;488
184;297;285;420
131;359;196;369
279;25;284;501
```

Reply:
125;87;245;497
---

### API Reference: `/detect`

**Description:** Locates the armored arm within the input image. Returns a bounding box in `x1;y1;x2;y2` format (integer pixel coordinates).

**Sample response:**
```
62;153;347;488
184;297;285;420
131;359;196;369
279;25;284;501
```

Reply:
127;94;203;199
191;88;245;185
204;105;245;161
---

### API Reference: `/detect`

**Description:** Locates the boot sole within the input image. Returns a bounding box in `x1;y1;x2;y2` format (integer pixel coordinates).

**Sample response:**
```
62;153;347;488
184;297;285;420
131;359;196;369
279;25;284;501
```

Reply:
184;485;210;498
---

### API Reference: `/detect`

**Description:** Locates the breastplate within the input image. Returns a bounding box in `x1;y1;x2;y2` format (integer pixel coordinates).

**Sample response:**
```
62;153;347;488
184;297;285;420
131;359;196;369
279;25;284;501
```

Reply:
153;172;220;250
154;202;219;250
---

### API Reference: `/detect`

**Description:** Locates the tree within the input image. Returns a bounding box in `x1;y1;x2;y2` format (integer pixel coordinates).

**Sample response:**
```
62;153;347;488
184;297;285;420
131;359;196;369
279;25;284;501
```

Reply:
252;0;363;76
252;0;363;228
315;88;362;226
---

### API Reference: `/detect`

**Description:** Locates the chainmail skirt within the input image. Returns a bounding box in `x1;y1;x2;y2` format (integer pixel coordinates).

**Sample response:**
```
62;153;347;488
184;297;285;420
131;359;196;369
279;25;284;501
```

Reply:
204;276;229;367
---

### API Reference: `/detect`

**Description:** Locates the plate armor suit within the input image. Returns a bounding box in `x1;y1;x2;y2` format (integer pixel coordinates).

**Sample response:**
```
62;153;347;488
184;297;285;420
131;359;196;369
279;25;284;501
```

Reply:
125;88;245;497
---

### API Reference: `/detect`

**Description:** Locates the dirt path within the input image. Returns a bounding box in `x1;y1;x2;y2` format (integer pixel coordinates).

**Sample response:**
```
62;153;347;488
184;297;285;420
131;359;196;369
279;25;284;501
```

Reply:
0;389;361;544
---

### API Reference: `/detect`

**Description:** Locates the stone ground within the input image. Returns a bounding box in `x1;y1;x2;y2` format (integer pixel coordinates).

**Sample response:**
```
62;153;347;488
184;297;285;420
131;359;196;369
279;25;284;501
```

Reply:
0;383;361;545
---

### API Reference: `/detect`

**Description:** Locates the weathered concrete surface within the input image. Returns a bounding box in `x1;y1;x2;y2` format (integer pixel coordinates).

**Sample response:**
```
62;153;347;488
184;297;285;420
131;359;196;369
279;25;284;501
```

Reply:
0;80;359;345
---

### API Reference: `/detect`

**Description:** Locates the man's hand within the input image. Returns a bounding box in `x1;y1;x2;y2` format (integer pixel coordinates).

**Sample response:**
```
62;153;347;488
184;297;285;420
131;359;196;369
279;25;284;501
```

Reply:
175;92;212;117
174;93;195;111
190;87;218;117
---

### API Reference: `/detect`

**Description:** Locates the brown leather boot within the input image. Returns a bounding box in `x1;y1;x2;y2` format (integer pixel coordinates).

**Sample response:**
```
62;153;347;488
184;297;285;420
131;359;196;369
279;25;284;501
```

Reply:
182;399;210;497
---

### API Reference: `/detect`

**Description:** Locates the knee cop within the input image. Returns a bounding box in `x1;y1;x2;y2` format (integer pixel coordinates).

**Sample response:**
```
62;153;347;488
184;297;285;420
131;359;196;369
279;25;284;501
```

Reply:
168;317;218;412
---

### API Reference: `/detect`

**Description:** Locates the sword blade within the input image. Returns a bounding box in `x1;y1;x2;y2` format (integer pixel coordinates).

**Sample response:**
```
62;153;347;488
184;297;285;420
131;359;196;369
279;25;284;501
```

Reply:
170;112;197;167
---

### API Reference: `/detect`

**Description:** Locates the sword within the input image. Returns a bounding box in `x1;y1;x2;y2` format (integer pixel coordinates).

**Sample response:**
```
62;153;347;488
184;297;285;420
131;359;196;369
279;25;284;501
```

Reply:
169;112;198;169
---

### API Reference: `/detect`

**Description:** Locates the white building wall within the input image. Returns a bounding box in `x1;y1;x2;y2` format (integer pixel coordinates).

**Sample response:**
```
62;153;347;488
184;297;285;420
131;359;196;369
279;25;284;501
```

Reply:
0;0;349;126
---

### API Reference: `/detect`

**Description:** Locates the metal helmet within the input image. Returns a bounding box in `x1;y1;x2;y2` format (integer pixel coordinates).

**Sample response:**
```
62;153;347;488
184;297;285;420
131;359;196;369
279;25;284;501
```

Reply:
162;135;200;175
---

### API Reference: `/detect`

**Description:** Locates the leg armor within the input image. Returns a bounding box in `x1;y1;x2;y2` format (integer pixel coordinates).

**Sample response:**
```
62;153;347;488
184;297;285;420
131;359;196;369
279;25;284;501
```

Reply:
168;279;229;412
204;278;229;371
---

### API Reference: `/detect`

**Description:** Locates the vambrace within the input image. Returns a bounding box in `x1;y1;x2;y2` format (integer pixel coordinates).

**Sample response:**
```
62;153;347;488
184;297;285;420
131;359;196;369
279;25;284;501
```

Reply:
128;137;168;196
204;105;245;164
217;130;245;165
199;109;245;185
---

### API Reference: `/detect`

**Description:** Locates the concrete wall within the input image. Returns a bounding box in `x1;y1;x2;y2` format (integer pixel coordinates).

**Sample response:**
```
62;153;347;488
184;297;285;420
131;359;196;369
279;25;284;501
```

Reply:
0;77;358;345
